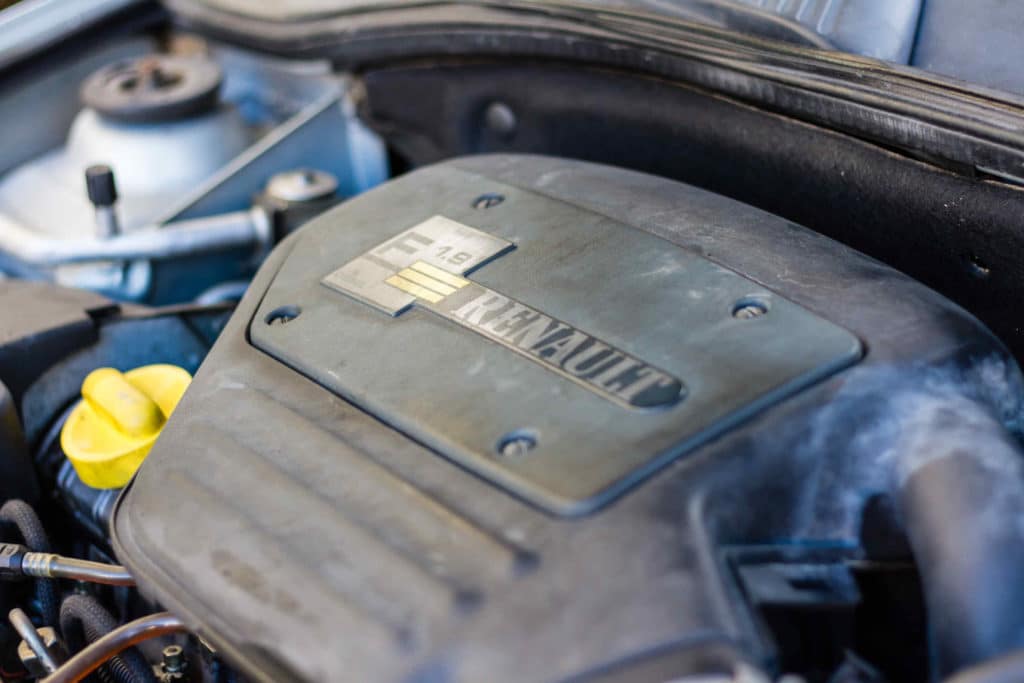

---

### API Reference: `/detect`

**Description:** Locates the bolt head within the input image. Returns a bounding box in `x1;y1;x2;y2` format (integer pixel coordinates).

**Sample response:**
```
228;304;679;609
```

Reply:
484;102;517;136
732;298;769;320
473;193;505;210
266;169;339;203
161;644;186;673
496;430;537;457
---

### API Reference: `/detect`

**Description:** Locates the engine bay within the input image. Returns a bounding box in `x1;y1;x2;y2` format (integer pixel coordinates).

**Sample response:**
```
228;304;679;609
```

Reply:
3;3;1024;683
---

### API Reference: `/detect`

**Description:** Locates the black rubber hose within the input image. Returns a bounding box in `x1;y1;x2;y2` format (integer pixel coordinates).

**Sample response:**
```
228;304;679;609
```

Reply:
891;402;1024;678
0;499;59;627
60;594;153;683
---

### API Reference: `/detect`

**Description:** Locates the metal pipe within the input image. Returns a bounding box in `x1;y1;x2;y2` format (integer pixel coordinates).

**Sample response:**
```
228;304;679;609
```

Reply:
194;279;250;305
41;612;186;683
0;207;270;267
9;608;60;674
21;553;135;586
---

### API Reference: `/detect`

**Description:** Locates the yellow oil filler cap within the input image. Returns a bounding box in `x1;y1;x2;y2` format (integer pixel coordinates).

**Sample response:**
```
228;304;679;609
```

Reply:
60;364;192;489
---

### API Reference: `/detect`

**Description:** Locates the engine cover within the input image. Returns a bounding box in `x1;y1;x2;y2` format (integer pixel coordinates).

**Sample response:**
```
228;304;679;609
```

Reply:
111;156;1019;682
251;174;861;515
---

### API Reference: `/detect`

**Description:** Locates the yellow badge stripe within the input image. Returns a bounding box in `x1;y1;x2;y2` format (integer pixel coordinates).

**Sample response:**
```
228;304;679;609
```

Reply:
395;268;458;296
408;261;470;288
384;275;445;303
385;261;470;303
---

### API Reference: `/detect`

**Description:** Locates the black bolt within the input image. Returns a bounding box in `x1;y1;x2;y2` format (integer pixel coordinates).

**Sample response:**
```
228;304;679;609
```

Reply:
85;165;118;207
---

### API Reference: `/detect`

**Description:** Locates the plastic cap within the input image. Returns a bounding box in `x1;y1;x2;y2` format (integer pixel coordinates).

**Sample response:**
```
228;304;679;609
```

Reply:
84;165;118;207
60;364;191;489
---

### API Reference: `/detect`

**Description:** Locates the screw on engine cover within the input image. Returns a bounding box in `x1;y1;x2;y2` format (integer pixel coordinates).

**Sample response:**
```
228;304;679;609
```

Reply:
160;644;187;680
265;305;301;326
732;297;769;320
473;193;505;209
964;253;992;280
496;430;537;458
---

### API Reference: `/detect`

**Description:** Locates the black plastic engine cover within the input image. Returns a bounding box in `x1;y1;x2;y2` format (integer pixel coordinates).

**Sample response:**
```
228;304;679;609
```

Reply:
250;165;861;516
111;156;1021;682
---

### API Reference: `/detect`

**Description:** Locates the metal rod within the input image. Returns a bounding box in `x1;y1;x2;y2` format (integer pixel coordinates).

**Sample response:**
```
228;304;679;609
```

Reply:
9;608;60;674
94;206;120;239
0;207;270;267
41;612;186;683
21;553;135;586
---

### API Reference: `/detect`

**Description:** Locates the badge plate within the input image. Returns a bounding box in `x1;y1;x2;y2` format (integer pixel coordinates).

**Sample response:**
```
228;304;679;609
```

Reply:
323;216;685;410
